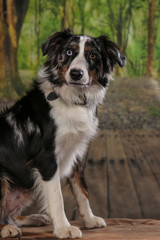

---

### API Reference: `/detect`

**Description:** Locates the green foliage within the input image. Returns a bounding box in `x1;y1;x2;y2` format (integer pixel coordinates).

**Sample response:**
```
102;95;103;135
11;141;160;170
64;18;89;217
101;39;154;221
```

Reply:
147;106;160;117
18;0;160;78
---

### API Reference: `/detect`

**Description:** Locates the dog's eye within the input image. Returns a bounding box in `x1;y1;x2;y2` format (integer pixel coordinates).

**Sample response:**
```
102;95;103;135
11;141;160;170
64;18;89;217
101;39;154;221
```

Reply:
89;53;96;60
66;50;73;56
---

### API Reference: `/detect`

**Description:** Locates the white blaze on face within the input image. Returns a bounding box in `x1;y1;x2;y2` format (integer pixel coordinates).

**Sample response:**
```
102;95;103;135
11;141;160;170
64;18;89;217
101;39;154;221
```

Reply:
65;36;90;85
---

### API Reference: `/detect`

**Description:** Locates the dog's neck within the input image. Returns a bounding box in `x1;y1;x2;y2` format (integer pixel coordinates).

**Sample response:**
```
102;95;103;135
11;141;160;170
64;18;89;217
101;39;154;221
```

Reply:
47;91;87;106
37;73;106;108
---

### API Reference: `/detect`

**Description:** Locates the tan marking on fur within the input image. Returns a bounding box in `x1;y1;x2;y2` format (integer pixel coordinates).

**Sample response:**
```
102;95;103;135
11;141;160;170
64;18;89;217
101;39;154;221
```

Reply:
89;71;99;85
26;159;33;166
75;171;88;198
58;65;68;82
0;178;10;207
67;176;85;219
85;46;92;52
72;44;78;50
14;215;27;221
89;64;103;86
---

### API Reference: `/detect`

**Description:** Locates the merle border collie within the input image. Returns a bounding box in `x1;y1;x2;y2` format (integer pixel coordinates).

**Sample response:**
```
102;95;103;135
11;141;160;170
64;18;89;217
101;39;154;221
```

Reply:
0;29;125;238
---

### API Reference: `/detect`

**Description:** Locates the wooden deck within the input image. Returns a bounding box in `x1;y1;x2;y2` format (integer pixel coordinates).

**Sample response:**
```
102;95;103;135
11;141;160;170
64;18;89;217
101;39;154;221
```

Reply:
1;218;160;239
64;129;160;220
1;129;160;239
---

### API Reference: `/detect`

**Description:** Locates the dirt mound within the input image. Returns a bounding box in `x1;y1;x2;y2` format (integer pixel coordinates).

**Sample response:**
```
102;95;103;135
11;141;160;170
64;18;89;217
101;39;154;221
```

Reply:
98;77;160;129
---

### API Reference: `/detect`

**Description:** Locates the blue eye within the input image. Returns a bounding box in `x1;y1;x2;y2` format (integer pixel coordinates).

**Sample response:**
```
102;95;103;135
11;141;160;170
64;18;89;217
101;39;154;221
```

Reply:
67;50;73;56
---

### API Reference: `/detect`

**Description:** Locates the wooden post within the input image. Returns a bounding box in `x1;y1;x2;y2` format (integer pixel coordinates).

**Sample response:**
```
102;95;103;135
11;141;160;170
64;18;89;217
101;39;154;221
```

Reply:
146;0;155;76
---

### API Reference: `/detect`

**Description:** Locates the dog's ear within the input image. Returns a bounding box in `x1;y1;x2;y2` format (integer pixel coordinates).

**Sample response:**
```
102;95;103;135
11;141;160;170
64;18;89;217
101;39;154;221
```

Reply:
42;29;72;56
96;35;126;73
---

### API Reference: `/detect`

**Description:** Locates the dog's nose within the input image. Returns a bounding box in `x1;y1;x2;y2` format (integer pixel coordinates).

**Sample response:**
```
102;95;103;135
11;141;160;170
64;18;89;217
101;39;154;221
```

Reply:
70;69;84;81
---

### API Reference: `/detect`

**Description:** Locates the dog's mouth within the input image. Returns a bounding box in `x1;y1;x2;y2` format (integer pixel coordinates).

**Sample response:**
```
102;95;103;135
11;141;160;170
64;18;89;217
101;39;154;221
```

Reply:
67;82;90;87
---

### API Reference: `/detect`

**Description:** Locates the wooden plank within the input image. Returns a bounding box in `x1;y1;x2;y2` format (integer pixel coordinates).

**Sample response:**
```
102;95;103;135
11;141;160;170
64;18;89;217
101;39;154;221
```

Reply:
85;130;108;218
144;129;160;160
2;219;160;240
121;129;160;219
133;129;160;187
138;129;160;156
106;130;141;218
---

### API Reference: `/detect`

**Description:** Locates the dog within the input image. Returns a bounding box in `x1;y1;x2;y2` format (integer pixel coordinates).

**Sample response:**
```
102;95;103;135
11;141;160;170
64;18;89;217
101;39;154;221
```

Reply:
0;29;125;238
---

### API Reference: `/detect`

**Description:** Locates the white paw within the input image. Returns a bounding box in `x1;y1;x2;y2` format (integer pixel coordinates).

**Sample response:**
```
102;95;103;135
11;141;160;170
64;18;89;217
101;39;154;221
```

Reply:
1;225;22;238
84;216;107;229
54;225;82;239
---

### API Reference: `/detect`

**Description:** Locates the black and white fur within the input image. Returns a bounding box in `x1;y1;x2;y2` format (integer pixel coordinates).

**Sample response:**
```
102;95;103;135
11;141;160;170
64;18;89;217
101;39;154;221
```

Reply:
0;29;125;238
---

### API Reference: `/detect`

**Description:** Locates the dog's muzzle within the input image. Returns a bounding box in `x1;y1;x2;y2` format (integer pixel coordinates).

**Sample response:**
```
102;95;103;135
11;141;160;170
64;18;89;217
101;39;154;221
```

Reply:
70;69;84;81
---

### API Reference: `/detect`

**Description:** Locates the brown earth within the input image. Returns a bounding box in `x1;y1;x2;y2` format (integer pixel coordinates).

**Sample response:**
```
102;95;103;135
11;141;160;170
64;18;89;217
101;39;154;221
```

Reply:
98;76;160;129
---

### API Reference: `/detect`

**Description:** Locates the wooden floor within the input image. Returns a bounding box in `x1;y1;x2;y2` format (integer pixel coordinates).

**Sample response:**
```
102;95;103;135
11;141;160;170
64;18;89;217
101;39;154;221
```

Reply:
1;129;160;239
2;218;160;239
64;129;160;220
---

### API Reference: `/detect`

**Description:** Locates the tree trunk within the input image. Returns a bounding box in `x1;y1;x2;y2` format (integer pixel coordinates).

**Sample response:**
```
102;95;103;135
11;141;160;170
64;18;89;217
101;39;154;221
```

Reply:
35;0;41;70
61;0;67;30
0;0;29;97
78;0;85;34
60;0;74;31
147;0;155;76
116;3;122;47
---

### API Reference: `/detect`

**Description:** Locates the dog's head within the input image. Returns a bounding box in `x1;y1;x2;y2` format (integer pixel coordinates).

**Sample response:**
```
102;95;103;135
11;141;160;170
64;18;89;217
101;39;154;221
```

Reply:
40;29;125;105
42;29;125;88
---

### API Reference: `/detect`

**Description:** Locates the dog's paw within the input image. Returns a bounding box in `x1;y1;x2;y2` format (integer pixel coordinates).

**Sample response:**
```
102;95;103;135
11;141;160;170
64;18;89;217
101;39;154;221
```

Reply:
84;216;106;229
54;225;82;239
1;225;22;238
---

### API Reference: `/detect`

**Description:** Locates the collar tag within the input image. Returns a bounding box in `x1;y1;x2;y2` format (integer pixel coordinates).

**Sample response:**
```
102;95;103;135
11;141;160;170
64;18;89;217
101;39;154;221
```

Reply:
75;95;87;106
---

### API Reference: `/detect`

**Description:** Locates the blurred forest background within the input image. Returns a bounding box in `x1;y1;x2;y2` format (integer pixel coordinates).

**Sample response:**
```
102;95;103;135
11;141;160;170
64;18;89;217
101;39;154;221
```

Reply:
0;0;160;221
0;0;160;128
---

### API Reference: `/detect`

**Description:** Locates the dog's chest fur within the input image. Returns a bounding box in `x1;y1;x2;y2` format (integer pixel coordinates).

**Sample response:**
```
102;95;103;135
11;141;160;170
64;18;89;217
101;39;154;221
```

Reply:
50;99;98;178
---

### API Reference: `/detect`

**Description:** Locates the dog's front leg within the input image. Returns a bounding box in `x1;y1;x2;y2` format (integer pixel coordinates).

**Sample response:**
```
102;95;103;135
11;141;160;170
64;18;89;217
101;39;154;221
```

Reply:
68;166;106;229
43;168;82;238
